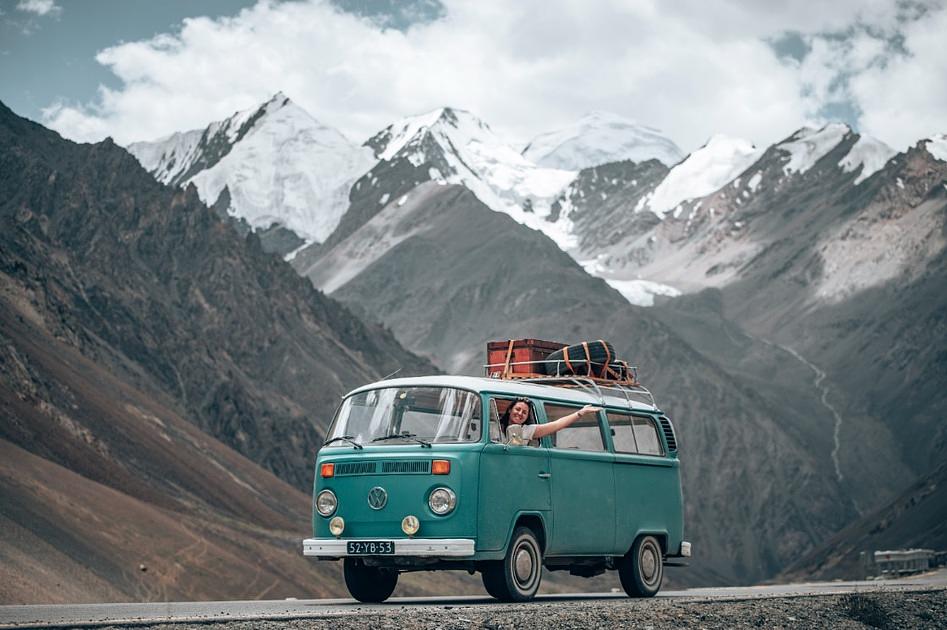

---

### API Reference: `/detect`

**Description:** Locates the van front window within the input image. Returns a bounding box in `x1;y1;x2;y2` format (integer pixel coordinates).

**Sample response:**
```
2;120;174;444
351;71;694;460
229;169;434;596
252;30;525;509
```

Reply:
324;386;481;446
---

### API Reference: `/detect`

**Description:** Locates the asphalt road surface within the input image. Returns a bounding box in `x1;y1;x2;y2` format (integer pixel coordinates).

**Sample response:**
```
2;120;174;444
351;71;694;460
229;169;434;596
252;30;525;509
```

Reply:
2;569;945;628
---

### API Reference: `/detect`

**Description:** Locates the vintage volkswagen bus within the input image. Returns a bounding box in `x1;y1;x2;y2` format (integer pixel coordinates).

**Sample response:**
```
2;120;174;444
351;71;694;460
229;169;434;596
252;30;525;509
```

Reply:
303;375;689;602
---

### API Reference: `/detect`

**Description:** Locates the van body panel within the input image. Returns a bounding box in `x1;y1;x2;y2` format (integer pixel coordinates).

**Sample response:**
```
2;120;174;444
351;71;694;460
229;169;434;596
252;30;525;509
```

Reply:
476;442;550;552
613;453;683;555
547;448;616;555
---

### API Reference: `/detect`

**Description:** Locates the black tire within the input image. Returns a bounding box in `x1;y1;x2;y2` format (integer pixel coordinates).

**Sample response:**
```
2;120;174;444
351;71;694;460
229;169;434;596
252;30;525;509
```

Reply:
481;526;543;602
619;535;663;597
481;566;507;599
343;558;398;603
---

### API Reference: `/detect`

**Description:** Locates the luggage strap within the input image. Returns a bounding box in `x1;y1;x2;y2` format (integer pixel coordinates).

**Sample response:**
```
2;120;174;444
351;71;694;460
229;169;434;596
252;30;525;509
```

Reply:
582;342;592;376
598;339;611;378
503;340;515;377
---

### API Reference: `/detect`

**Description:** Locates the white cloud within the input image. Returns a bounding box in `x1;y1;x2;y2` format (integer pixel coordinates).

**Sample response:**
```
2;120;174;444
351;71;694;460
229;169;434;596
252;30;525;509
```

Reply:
16;0;61;16
40;0;946;153
850;6;947;148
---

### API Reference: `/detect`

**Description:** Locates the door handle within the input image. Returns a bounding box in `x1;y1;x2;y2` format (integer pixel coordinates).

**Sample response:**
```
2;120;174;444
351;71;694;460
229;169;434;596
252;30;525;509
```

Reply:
537;472;551;479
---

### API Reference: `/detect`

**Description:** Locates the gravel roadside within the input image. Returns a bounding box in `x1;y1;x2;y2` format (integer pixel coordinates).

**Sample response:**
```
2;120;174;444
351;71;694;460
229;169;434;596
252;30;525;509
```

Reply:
97;589;946;630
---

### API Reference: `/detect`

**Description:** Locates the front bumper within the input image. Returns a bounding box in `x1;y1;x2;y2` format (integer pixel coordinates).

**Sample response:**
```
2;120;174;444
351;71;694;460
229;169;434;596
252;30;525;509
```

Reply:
303;537;476;558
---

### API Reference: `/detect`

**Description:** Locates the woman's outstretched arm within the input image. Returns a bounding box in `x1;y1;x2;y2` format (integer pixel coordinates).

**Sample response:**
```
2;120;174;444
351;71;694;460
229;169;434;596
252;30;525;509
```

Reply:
532;404;602;439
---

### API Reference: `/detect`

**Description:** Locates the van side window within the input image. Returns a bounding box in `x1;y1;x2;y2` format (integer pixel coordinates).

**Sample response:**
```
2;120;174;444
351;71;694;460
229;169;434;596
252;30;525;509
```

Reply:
607;412;638;453
545;404;606;452
632;416;664;456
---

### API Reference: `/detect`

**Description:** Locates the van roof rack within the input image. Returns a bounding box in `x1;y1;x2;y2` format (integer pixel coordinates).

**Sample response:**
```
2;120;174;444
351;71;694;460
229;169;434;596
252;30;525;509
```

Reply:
519;375;657;409
482;358;657;409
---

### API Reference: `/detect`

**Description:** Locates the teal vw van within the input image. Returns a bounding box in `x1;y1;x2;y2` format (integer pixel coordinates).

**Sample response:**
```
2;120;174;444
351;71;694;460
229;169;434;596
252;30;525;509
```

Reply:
303;375;690;602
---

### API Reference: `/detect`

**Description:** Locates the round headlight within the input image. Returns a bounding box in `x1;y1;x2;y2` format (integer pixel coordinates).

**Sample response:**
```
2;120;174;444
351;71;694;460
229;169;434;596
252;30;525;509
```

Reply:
316;489;337;517
329;516;345;537
428;487;457;515
402;515;420;536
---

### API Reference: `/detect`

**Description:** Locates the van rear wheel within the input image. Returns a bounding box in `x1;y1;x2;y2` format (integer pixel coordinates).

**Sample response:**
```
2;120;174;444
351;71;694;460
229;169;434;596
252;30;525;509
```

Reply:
482;526;543;602
343;558;398;603
619;535;663;597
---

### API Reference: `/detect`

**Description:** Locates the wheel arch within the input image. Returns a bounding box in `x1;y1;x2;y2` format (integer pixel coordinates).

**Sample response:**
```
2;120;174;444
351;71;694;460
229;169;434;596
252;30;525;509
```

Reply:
626;530;668;556
510;511;548;553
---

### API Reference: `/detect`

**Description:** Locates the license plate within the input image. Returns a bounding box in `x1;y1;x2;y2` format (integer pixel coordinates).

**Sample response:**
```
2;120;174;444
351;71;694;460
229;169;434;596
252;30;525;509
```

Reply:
347;540;395;555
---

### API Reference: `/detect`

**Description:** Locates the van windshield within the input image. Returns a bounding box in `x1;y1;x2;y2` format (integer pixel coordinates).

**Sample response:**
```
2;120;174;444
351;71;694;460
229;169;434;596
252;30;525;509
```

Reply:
324;386;482;446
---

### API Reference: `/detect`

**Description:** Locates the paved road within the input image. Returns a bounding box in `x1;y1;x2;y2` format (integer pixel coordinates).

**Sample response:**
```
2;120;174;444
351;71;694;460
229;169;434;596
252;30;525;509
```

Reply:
2;569;945;628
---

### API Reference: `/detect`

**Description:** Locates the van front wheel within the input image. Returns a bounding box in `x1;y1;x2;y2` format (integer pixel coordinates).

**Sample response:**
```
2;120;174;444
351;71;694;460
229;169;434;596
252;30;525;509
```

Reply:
343;558;398;603
619;535;663;597
482;526;543;602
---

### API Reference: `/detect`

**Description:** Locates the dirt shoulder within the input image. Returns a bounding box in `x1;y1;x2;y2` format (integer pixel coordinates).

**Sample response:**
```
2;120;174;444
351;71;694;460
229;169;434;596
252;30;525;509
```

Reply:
100;589;946;630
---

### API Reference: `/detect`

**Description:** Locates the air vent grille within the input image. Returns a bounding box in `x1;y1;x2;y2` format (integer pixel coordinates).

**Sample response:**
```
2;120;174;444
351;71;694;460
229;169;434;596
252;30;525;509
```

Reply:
336;461;378;476
382;460;431;474
658;417;677;451
332;460;433;475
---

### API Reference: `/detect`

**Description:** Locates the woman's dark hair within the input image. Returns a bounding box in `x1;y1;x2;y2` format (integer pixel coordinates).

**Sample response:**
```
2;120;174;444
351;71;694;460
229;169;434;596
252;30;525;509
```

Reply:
499;397;533;435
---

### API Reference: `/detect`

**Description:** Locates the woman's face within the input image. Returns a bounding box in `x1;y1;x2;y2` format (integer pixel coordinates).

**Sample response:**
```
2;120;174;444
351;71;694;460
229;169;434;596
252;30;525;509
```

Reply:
509;401;530;425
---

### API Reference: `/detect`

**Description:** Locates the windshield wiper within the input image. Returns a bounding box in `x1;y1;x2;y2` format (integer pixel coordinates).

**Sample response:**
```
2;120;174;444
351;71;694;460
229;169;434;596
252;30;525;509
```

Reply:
322;435;363;449
371;432;432;448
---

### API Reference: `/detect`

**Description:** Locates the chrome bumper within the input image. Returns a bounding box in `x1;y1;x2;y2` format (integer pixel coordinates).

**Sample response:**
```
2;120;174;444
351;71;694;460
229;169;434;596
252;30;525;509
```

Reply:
303;538;476;557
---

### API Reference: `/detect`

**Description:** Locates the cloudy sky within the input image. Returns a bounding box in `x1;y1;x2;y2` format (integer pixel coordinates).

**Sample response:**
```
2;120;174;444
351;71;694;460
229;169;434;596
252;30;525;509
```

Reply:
1;0;945;152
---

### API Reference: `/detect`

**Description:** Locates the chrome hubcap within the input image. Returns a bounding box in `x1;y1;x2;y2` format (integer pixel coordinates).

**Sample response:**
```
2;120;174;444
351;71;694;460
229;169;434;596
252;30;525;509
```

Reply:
514;547;533;583
641;546;657;582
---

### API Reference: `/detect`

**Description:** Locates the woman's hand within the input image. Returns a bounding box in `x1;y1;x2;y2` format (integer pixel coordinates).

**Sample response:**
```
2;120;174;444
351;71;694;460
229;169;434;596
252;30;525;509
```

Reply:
578;404;602;417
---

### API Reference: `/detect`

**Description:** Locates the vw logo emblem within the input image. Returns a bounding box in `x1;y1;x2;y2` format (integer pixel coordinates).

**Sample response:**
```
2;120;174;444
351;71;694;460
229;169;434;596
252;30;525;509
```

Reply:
367;486;388;510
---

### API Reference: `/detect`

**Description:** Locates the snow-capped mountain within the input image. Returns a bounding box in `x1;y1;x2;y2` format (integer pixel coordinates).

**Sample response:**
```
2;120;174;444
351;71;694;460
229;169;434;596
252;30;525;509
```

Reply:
522;111;684;170
364;107;578;246
636;134;762;218
127;93;374;244
559;124;918;303
925;134;947;162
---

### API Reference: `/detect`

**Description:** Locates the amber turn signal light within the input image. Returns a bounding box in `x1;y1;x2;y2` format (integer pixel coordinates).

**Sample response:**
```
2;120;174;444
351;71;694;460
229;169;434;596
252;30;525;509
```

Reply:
320;463;335;478
432;459;450;475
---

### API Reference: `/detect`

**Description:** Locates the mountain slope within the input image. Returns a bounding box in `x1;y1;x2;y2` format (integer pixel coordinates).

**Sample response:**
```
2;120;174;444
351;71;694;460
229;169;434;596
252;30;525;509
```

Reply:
0;300;322;603
0;285;480;603
128;93;374;245
0;100;434;491
778;460;947;582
